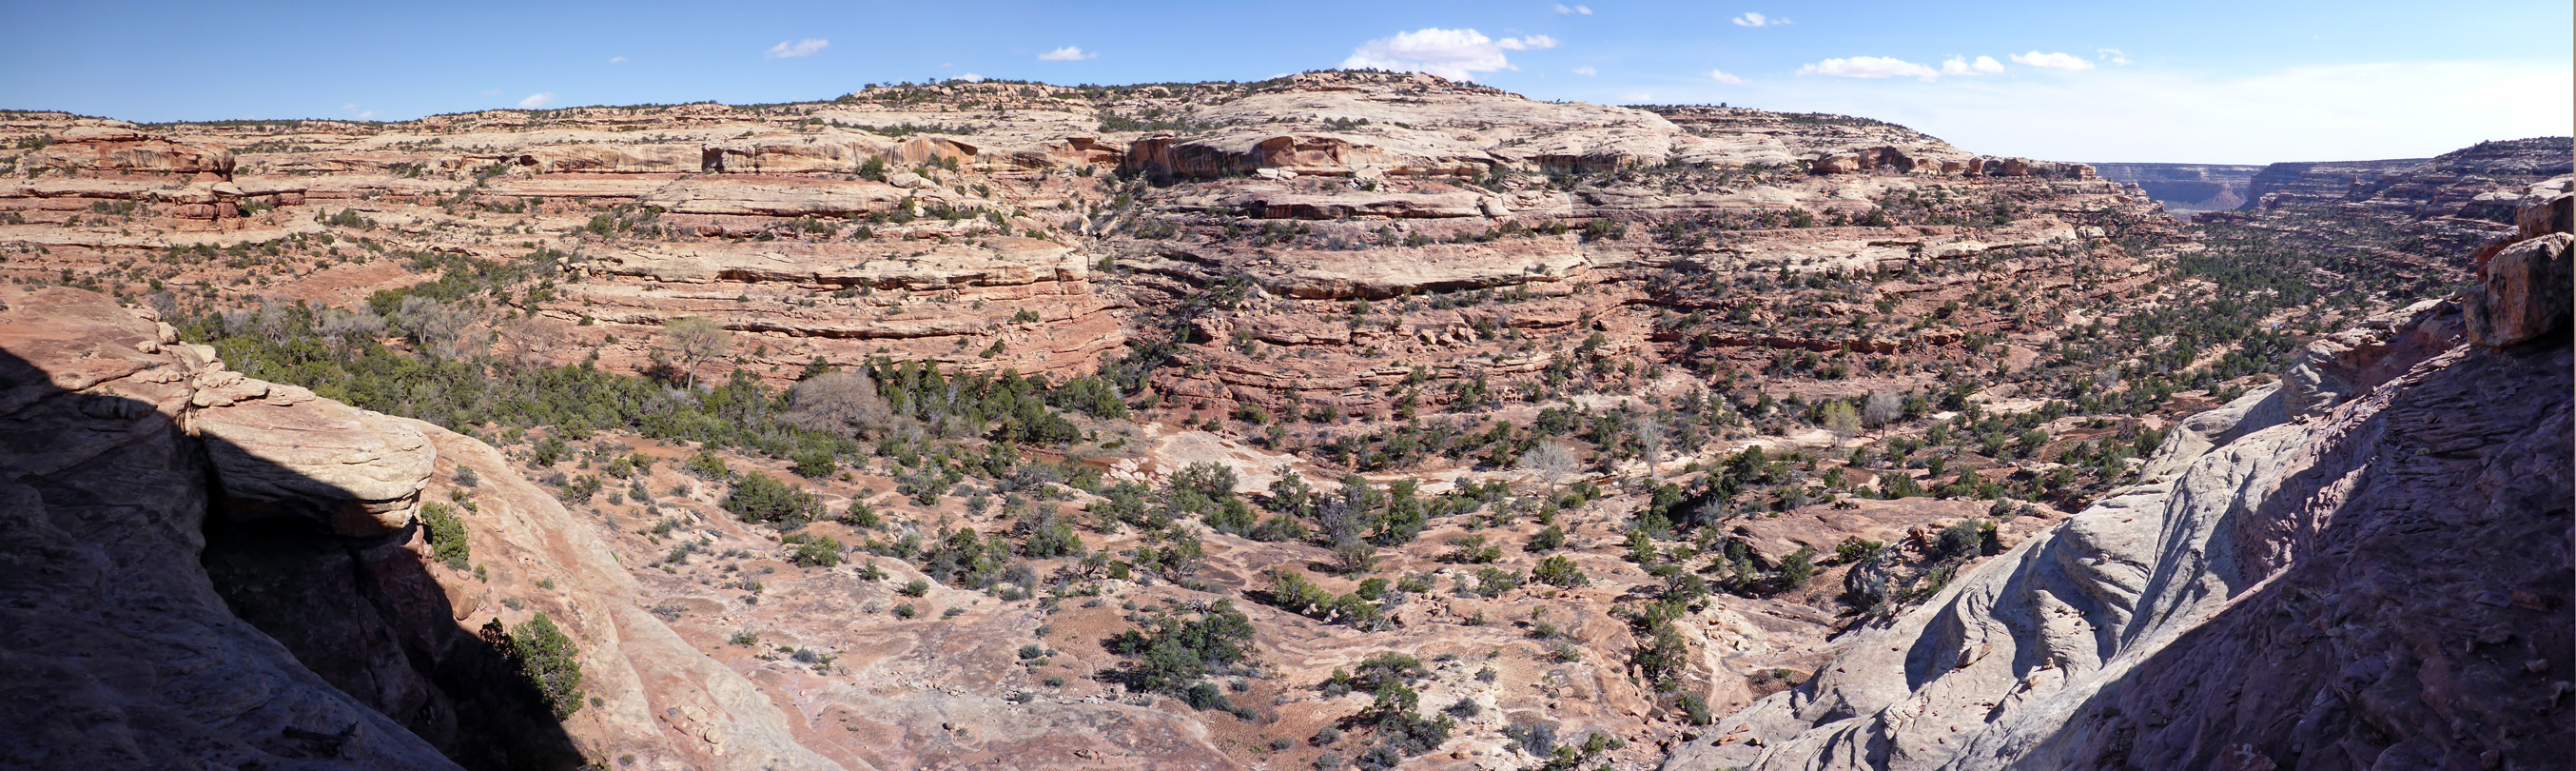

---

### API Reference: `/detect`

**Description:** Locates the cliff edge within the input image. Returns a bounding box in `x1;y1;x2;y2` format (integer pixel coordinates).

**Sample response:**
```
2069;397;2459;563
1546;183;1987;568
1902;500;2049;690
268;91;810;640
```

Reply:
1668;183;2573;771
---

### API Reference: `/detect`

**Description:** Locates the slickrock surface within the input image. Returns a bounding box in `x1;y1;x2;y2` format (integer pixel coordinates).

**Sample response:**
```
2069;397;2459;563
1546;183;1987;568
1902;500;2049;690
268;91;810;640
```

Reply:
0;286;846;770
0;286;459;770
1;75;2566;771
1666;184;2574;771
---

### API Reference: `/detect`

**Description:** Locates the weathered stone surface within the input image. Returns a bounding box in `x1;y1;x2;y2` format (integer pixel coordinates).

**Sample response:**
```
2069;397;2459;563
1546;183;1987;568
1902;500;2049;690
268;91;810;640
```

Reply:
0;285;458;770
1;287;856;769
1667;272;2574;771
193;378;436;536
21;123;236;178
2463;232;2572;347
2282;298;2465;417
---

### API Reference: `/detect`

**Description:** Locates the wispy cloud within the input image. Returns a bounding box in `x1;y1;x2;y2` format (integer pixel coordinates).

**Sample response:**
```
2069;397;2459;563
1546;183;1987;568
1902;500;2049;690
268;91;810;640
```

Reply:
1038;46;1098;61
1796;56;1938;80
608;55;627;64
2010;50;2094;70
340;103;377;120
1708;69;1747;84
1621;91;1652;102
1571;65;1598;76
480;89;501;96
518;92;556;109
765;39;829;59
1342;28;1548;81
2097;48;2131;65
1941;55;2004;75
1732;11;1788;27
953;73;985;82
1553;4;1592;15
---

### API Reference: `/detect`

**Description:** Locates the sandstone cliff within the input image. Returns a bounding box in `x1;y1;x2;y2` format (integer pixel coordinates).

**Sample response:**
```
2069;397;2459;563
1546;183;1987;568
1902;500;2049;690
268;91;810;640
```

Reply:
2087;163;2262;213
3;76;2565;771
0;286;842;770
1666;185;2573;771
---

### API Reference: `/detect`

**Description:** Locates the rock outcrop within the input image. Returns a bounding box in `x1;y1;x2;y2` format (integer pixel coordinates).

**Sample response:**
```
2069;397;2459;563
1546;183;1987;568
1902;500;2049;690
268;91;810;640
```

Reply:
1667;182;2575;771
20;123;236;179
193;375;437;537
0;287;456;770
0;286;843;770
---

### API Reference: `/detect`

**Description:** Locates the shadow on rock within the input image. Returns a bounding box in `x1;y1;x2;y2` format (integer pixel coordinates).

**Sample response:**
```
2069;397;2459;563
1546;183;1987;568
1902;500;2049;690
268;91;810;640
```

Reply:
0;315;578;769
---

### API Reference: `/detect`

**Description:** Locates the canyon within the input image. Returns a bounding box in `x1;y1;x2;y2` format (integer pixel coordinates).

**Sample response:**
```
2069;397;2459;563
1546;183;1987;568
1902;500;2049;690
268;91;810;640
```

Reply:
0;71;2566;771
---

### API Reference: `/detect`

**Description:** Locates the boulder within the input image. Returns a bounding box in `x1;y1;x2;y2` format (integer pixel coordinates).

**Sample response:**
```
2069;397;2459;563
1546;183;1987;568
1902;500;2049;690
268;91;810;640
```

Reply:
191;379;436;537
0;286;459;770
2464;232;2572;347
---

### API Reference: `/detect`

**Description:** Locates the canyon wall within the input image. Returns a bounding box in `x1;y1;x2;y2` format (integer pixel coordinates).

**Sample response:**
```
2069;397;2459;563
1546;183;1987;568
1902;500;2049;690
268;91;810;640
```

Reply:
2087;163;2263;213
1667;182;2574;771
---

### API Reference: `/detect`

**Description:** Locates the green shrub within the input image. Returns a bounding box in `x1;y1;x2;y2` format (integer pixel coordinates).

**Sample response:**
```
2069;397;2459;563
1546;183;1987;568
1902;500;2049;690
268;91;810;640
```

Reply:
1778;545;1818;589
1532;556;1587;587
1104;600;1258;695
420;503;470;570
498;613;584;718
724;472;821;526
784;533;844;567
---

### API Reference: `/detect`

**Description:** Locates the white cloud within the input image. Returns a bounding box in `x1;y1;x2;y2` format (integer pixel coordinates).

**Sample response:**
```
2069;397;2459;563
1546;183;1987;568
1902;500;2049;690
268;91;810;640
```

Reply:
1038;46;1098;61
765;39;829;59
2010;50;2094;70
1732;11;1788;27
518;92;556;109
1708;69;1747;84
1796;56;1939;80
1621;91;1652;102
1941;55;2004;75
953;73;985;82
1342;28;1532;81
608;55;626;64
1571;65;1598;76
342;103;358;110
2098;48;2131;65
1553;4;1591;14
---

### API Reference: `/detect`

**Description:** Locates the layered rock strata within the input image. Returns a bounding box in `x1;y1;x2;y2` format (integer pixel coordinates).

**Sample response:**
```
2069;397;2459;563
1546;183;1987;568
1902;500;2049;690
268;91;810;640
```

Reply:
1667;185;2575;771
0;286;840;770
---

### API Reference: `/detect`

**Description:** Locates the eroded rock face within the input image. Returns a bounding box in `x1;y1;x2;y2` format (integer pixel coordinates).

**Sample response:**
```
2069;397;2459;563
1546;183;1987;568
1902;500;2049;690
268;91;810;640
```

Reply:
0;287;853;770
1666;221;2575;771
2465;232;2573;347
0;286;457;770
193;376;436;536
21;123;236;178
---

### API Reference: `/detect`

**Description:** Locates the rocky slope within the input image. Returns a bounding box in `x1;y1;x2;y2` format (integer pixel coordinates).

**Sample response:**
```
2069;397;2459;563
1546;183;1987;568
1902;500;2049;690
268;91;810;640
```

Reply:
2;75;2565;771
0;287;455;770
0;286;847;770
1665;183;2573;771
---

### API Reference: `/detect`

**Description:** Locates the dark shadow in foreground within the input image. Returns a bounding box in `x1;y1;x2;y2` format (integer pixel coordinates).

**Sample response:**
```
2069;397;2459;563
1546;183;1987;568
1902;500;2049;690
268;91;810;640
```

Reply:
0;341;582;770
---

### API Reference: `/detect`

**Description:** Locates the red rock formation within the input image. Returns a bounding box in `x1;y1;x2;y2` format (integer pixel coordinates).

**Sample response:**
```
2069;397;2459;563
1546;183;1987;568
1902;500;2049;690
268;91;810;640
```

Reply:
1666;182;2574;771
22;124;235;179
0;287;844;770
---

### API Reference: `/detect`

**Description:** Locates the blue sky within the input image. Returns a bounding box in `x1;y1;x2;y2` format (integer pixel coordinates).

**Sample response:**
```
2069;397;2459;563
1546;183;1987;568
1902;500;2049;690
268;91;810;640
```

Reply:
2;1;2566;163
